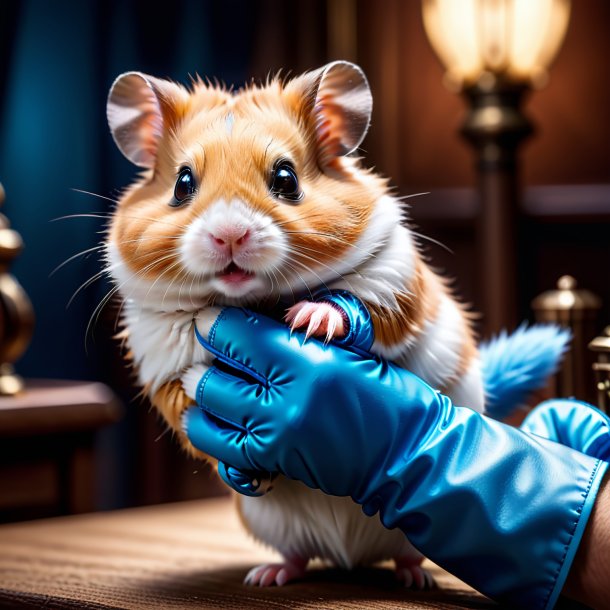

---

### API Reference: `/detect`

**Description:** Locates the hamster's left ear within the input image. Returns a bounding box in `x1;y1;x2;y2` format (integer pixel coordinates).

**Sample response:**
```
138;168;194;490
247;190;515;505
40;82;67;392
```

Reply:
106;72;188;168
285;61;373;167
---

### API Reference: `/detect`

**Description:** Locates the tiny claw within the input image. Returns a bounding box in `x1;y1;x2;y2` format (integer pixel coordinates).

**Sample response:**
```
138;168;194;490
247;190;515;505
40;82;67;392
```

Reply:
325;313;338;344
292;302;316;330
304;309;324;340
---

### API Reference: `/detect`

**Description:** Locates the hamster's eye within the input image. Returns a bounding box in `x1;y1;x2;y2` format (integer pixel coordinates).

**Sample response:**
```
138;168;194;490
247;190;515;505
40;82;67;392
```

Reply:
170;167;196;207
269;161;303;203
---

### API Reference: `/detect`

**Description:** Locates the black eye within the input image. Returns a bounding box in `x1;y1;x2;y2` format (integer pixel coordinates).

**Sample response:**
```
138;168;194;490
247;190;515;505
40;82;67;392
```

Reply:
269;161;303;202
171;167;196;207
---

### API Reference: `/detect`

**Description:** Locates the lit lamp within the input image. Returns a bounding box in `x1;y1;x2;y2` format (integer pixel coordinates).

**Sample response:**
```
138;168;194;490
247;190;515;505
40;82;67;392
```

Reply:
422;0;571;335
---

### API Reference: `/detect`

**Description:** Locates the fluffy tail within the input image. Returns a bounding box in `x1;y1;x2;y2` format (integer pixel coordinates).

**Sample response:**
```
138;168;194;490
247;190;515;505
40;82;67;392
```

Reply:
481;324;571;421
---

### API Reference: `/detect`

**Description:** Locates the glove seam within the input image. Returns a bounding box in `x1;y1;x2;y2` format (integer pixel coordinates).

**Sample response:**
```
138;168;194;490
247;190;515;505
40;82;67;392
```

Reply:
208;307;229;346
196;368;214;407
543;458;605;610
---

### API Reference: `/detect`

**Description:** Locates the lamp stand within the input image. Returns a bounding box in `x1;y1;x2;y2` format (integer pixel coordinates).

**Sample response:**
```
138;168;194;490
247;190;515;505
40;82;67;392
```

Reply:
460;77;533;336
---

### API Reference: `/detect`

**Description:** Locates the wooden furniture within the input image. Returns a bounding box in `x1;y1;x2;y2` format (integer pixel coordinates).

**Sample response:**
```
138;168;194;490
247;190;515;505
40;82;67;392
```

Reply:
0;379;123;521
0;496;493;609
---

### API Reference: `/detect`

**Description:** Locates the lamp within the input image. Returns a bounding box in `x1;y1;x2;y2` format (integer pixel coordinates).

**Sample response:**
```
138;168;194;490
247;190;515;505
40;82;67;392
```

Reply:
422;0;571;335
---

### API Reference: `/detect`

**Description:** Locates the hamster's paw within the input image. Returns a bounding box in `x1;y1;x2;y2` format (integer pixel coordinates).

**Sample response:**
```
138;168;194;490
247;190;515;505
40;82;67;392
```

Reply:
285;301;346;343
244;558;307;587
181;363;209;401
394;557;436;589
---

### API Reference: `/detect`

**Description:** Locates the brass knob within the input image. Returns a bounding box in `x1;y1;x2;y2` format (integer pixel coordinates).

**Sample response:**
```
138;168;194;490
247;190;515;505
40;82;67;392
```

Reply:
0;182;35;395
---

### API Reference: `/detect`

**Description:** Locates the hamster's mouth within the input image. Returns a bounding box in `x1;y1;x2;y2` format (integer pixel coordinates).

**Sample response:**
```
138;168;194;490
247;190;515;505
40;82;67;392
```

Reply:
216;262;255;285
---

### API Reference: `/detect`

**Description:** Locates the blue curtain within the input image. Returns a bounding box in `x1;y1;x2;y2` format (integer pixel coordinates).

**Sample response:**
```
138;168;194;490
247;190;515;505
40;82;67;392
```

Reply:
0;0;255;380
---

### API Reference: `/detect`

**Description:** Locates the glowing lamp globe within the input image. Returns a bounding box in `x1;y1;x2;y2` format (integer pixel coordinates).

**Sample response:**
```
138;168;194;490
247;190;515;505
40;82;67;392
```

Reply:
422;0;571;91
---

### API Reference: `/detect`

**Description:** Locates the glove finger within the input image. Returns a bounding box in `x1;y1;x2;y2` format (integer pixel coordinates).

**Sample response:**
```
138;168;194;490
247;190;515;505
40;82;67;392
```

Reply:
195;306;331;382
521;399;610;460
194;364;268;428
217;461;276;497
183;406;254;471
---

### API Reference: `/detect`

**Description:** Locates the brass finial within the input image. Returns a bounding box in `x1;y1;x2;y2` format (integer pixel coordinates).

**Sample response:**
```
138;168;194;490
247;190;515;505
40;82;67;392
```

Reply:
531;276;602;403
532;275;601;315
589;327;610;413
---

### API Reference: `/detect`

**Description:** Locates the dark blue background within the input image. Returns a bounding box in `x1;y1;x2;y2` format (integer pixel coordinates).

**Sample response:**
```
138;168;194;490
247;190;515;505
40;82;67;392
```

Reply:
0;0;255;381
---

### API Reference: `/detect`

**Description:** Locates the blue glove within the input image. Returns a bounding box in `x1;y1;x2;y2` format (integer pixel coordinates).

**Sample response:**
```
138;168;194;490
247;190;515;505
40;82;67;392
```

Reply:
521;398;610;460
185;307;607;609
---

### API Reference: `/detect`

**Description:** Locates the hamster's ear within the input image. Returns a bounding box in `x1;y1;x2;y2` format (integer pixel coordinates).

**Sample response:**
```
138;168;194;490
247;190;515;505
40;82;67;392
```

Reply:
106;72;188;168
285;61;372;166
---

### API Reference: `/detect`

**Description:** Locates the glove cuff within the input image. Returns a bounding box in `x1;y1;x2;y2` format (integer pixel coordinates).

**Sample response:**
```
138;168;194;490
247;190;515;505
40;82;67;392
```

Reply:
354;397;608;610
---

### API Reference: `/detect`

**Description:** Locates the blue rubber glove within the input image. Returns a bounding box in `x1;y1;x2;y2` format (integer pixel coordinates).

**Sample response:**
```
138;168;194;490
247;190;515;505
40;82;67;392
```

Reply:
185;307;607;609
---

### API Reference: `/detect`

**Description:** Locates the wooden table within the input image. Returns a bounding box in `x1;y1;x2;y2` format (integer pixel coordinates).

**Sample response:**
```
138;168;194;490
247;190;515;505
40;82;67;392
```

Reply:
0;497;494;609
0;379;123;521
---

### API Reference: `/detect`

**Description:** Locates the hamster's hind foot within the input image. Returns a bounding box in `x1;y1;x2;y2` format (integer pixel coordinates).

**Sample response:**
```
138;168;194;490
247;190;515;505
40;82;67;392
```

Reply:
244;556;308;587
394;557;436;589
285;301;346;343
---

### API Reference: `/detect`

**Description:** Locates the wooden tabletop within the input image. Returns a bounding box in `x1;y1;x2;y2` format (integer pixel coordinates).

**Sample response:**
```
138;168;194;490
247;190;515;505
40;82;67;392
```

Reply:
0;496;494;609
0;379;123;436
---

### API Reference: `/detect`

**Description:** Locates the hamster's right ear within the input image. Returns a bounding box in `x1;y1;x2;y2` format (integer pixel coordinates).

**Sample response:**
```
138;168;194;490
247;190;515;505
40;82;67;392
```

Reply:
106;72;188;168
285;61;373;168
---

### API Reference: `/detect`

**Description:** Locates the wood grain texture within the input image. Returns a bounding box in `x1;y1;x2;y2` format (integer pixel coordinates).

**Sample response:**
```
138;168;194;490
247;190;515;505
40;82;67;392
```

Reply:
0;497;494;609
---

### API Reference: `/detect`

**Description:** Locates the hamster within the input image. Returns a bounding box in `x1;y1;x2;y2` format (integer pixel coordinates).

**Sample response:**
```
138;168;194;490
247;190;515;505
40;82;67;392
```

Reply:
105;61;483;589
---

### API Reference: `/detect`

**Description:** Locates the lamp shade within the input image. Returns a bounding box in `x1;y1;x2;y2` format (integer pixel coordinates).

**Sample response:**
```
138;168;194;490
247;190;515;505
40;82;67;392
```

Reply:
422;0;571;89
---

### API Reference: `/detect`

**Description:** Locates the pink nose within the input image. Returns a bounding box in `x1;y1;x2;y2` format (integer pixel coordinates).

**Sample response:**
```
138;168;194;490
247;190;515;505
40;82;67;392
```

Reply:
209;227;250;250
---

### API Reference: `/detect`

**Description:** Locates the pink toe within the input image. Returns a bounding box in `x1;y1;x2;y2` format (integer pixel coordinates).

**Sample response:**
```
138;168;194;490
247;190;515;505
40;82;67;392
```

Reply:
276;568;289;586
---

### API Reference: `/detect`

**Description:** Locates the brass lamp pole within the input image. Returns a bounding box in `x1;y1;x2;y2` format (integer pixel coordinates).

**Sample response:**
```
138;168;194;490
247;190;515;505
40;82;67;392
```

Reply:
422;0;571;336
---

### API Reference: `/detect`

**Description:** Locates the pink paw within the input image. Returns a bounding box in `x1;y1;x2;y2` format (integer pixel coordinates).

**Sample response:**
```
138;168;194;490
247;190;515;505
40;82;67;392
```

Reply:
285;301;346;343
244;559;307;587
395;558;435;589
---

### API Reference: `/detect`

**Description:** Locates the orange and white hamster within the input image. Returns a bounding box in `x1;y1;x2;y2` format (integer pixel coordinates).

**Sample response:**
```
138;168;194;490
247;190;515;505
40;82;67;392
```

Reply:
105;61;482;588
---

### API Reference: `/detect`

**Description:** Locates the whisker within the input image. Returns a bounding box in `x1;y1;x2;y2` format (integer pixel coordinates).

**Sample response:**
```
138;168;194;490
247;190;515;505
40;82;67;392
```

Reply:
138;253;181;306
51;213;114;222
410;230;454;255
71;188;119;205
397;191;430;201
272;263;298;304
160;260;187;309
90;253;181;344
283;243;356;291
67;264;118;309
282;257;342;298
85;284;122;349
282;230;374;255
52;212;189;231
50;244;106;277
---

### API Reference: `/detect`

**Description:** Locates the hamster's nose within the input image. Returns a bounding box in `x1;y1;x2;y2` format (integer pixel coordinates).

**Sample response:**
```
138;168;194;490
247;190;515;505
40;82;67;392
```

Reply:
208;227;250;251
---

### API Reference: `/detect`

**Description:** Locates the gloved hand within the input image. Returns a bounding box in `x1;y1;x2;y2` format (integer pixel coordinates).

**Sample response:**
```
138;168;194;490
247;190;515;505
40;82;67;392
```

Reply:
184;307;608;609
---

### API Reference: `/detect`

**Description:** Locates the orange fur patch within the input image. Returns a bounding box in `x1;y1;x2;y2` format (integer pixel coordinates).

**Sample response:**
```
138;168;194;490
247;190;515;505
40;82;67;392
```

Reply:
368;256;441;349
150;379;211;462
